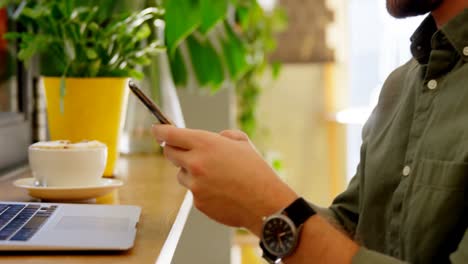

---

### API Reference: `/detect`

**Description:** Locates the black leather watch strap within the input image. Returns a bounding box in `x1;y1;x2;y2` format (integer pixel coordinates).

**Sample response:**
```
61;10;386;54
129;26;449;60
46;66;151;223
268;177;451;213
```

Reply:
260;240;279;263
260;197;316;263
283;197;316;227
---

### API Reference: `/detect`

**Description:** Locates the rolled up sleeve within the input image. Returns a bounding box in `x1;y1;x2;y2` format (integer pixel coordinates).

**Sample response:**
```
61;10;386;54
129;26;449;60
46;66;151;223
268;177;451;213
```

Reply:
352;247;409;264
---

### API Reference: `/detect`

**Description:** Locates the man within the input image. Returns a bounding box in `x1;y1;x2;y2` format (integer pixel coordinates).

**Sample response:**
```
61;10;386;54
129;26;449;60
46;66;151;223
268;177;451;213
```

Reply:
152;0;468;263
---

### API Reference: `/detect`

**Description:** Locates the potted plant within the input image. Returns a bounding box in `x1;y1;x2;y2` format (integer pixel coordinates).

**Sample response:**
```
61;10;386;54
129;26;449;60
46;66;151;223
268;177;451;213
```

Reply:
3;0;164;176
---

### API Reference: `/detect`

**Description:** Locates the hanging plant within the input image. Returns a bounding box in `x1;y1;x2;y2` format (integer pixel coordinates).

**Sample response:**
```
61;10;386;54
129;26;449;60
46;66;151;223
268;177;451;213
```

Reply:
162;0;287;138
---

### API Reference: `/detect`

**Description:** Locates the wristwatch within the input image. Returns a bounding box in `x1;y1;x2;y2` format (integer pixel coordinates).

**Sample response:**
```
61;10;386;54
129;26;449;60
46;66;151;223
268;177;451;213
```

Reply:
259;197;316;263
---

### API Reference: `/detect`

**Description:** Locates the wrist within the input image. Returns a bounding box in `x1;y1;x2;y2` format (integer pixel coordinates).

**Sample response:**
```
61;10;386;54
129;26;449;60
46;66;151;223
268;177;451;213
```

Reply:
259;197;318;263
282;216;359;263
248;184;298;236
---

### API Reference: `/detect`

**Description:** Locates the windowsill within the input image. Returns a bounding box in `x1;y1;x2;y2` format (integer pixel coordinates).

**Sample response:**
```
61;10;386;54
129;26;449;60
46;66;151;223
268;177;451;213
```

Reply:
328;107;372;125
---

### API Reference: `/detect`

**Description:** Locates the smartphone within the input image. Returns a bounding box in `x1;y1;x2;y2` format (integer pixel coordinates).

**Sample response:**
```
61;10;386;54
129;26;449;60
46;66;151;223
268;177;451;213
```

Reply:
128;80;174;125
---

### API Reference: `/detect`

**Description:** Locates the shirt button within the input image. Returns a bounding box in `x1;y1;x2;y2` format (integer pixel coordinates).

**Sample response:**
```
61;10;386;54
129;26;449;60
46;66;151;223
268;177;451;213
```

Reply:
402;165;411;177
463;46;468;56
427;79;438;90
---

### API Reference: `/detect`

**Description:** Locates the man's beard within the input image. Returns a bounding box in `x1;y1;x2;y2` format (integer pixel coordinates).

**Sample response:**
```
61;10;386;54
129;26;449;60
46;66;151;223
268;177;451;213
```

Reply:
386;0;444;18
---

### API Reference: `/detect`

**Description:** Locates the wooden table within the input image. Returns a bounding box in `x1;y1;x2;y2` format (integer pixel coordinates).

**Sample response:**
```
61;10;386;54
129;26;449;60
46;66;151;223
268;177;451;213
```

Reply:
0;154;187;264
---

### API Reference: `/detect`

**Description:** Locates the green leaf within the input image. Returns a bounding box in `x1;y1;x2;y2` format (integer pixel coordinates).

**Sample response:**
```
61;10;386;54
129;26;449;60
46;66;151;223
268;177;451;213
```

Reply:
88;59;101;77
126;8;161;30
59;76;66;114
134;23;151;40
221;22;250;81
128;54;152;65
82;6;99;25
271;158;283;172
20;6;50;20
144;40;166;55
70;6;90;21
111;0;147;14
40;47;67;76
199;0;227;33
271;61;282;80
17;35;53;63
3;32;23;40
60;77;66;97
50;4;64;20
164;0;201;55
64;38;76;61
127;69;145;80
169;46;188;87
85;48;98;60
186;35;224;90
77;0;116;20
87;22;100;32
63;0;75;18
272;7;288;32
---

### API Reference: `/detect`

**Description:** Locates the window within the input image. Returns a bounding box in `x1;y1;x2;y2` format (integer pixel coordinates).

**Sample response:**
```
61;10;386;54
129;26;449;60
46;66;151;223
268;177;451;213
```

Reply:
345;0;424;180
0;7;33;173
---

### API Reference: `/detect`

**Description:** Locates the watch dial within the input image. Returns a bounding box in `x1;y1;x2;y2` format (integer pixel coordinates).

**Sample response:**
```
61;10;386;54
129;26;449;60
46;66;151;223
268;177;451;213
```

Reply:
262;216;296;256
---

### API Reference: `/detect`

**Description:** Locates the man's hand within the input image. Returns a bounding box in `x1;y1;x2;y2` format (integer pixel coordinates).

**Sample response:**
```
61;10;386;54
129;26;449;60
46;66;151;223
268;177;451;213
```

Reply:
152;125;298;235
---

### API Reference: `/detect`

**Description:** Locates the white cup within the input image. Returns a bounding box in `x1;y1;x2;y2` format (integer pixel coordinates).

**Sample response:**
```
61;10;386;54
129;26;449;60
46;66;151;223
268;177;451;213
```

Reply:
28;140;108;187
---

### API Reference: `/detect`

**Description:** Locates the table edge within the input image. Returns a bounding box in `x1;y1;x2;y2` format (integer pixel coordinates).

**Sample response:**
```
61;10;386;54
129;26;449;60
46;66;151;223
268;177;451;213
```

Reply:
155;191;192;264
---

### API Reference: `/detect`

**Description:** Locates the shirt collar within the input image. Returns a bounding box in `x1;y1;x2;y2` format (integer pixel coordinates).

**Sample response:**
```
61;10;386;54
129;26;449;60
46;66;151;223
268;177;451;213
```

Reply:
411;8;468;64
410;15;437;64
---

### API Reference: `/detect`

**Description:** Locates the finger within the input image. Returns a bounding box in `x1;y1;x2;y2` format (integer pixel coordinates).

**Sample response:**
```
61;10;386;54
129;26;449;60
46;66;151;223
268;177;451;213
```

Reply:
152;124;211;150
176;168;193;189
153;132;165;146
163;145;191;169
220;129;258;151
219;130;249;142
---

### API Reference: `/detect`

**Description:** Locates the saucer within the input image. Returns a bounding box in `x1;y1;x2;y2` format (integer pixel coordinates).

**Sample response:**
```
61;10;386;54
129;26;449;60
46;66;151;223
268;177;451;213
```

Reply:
13;178;123;201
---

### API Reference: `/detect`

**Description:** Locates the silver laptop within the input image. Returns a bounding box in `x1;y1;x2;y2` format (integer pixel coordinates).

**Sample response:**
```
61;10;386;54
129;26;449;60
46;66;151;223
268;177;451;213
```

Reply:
0;201;140;250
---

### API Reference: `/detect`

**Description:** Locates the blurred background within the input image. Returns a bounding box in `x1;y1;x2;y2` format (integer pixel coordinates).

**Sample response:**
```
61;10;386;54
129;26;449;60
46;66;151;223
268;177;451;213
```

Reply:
0;0;426;263
253;0;423;207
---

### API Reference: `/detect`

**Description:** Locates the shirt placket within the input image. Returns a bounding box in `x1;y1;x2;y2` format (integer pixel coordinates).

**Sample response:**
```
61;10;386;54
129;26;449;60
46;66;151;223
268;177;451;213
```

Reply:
387;68;440;259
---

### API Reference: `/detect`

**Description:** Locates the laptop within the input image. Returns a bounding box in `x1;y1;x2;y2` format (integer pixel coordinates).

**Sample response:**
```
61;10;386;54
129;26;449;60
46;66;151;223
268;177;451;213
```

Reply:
0;201;140;250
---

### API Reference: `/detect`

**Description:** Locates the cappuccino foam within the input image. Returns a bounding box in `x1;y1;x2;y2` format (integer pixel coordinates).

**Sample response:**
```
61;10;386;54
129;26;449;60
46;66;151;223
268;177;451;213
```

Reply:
30;140;106;150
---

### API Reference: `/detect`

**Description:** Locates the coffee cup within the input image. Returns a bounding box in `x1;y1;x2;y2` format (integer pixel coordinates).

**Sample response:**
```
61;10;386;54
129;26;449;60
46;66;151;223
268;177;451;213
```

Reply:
28;140;107;187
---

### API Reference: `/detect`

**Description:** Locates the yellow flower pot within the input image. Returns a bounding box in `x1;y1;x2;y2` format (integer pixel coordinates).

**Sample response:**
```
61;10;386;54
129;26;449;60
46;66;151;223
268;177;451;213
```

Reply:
42;77;129;177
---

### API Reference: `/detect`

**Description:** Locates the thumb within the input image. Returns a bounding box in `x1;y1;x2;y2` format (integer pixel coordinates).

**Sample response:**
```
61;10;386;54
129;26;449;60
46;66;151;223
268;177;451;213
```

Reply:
219;130;249;142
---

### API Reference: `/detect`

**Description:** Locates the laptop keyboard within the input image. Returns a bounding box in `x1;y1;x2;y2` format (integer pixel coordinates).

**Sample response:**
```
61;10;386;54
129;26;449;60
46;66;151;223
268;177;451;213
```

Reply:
0;203;57;241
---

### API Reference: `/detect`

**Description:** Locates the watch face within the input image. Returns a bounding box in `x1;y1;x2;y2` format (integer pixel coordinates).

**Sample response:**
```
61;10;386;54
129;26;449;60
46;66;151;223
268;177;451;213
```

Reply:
261;214;298;258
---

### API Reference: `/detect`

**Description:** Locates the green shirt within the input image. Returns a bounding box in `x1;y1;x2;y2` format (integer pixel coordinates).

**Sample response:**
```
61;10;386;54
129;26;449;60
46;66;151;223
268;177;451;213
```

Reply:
322;9;468;264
